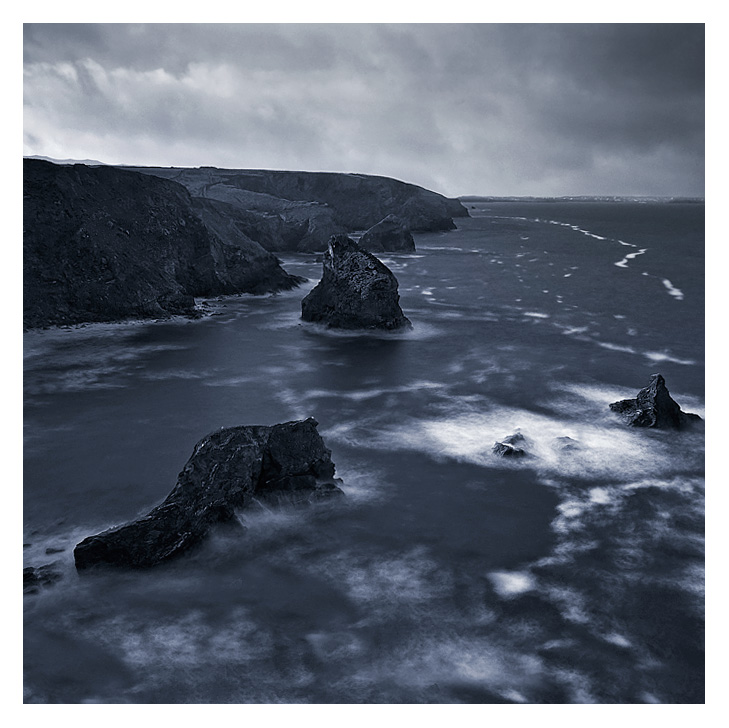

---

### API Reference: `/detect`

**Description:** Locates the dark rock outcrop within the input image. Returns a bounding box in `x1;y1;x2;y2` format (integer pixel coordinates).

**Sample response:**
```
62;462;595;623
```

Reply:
24;564;62;593
492;432;528;458
125;165;469;251
609;374;702;429
358;215;416;253
301;235;412;330
23;159;301;328
74;418;342;570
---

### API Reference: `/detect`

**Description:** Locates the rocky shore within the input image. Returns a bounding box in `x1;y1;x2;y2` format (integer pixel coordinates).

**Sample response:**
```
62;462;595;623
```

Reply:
23;159;302;328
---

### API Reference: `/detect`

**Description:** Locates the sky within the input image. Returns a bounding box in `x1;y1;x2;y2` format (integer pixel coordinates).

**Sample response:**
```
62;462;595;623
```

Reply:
23;23;705;198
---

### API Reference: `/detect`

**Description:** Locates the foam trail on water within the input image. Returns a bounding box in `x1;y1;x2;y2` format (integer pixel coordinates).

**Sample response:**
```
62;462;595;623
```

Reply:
662;279;685;300
614;248;648;268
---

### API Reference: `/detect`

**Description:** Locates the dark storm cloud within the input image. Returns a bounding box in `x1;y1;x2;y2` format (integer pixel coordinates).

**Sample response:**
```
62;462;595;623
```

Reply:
23;23;704;196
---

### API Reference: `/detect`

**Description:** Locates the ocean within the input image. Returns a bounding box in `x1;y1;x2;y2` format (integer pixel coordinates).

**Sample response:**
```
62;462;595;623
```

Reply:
23;200;705;703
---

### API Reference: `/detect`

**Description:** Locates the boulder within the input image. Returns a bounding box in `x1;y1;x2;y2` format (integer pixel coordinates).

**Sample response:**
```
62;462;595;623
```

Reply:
358;215;416;253
301;235;412;330
74;418;343;570
492;432;528;458
609;374;702;429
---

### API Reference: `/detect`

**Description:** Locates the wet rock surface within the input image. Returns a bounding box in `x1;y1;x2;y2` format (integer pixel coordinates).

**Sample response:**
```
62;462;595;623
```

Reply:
74;418;343;570
358;214;416;253
492;432;529;458
301;235;412;330
609;374;702;429
24;564;62;594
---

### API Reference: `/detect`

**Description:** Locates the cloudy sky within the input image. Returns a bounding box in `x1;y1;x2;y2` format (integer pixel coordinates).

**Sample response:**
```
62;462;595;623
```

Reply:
23;23;704;197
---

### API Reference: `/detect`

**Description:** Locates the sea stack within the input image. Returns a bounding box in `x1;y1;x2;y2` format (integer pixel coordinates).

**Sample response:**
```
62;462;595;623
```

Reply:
609;374;702;429
74;418;343;570
358;215;416;253
301;235;412;330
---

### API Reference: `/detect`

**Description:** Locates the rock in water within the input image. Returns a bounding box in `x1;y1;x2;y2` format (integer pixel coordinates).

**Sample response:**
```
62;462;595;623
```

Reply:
609;374;702;429
24;564;62;593
492;432;529;458
301;235;412;330
74;418;342;570
358;215;416;253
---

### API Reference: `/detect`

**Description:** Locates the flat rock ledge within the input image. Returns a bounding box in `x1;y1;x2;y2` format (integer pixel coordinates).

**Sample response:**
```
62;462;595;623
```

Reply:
609;374;702;429
358;215;416;253
74;418;343;570
301;235;412;330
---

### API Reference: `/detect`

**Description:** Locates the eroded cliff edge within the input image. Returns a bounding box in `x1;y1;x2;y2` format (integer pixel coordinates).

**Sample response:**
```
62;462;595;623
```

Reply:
23;159;302;328
125;165;469;252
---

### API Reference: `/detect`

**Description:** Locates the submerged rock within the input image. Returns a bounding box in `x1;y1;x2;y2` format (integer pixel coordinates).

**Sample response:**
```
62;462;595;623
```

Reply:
492;432;529;458
358;215;416;253
609;374;702;429
74;418;343;570
554;436;581;452
301;235;412;330
24;564;62;593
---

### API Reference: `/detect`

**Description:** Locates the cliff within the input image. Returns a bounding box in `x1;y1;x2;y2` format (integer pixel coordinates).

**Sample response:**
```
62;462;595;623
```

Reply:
23;159;301;328
125;165;469;251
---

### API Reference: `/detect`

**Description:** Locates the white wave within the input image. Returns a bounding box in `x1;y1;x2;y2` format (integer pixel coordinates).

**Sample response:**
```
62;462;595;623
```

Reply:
642;350;696;366
554;325;590;336
595;341;637;354
488;571;536;598
418;246;464;252
523;312;550;319
603;633;632;648
299;319;442;341
302;380;444;403
614;248;648;268
324;397;701;482
662;278;685;300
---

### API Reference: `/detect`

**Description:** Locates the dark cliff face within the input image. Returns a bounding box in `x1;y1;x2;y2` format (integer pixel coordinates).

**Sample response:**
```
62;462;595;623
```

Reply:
23;159;301;328
126;165;469;251
358;214;416;253
301;235;412;330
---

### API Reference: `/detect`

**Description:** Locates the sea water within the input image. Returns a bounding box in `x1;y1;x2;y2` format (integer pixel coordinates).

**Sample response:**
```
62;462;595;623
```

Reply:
23;200;704;703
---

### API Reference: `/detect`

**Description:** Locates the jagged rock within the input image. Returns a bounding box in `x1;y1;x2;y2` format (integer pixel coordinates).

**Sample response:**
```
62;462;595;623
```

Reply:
23;159;302;328
358;215;416;253
24;564;62;593
301;235;412;330
492;432;528;458
74;418;343;570
609;374;702;429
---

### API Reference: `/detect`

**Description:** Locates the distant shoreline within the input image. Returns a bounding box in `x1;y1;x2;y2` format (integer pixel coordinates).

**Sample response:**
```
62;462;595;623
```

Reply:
459;195;705;204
